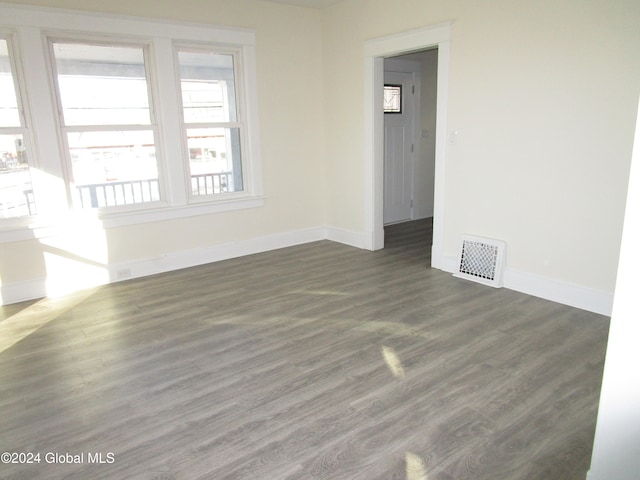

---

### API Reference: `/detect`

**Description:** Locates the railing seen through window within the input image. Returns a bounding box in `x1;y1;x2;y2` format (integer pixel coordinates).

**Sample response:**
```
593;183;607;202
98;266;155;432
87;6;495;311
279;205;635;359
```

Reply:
178;48;244;197
51;41;161;209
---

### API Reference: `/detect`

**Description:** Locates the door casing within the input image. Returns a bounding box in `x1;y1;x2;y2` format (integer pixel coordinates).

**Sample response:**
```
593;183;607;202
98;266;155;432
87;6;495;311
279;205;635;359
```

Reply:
364;23;451;270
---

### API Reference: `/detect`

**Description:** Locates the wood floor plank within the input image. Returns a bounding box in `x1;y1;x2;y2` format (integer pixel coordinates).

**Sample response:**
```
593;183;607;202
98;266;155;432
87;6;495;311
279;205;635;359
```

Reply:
0;219;609;479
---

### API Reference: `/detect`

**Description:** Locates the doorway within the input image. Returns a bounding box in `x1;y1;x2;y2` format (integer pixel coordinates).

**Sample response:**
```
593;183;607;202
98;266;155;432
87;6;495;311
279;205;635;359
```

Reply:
383;50;438;227
364;23;451;271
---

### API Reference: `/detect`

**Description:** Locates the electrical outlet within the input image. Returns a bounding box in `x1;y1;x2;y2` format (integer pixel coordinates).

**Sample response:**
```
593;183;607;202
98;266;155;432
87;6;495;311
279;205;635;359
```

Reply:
116;268;131;279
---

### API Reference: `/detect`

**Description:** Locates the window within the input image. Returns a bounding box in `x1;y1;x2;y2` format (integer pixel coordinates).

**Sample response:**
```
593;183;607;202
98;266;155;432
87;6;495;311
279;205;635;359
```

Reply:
0;36;35;218
177;48;244;198
50;41;161;209
383;84;402;113
0;3;262;234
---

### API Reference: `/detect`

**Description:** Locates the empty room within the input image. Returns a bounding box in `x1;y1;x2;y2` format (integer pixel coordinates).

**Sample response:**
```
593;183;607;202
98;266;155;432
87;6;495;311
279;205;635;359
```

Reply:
1;0;639;479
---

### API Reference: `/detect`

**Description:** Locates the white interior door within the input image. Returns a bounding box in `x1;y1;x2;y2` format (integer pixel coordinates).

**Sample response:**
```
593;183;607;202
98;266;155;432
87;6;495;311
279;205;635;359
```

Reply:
383;71;414;225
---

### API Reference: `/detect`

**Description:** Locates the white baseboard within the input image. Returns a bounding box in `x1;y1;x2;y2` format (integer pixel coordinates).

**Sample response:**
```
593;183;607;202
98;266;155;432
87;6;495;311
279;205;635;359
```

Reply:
0;277;48;306
325;226;370;249
438;254;458;273
503;267;613;316
0;230;614;317
439;255;613;316
108;226;327;284
0;227;326;306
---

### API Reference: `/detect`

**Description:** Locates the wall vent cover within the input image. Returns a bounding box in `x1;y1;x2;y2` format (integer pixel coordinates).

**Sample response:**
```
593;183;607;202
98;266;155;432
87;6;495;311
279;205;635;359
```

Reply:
454;235;506;288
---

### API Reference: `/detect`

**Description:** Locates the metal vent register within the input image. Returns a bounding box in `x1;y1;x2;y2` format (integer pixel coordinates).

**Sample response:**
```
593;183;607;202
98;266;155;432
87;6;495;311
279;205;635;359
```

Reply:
454;235;506;288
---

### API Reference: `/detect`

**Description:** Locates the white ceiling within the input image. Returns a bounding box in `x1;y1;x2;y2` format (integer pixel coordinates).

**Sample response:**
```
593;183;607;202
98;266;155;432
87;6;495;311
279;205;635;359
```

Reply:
264;0;344;9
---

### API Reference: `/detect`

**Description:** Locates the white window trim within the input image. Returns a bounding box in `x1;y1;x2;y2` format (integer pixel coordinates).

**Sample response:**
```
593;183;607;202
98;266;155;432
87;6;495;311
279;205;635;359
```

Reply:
0;2;263;243
173;43;250;203
0;30;39;223
47;36;167;211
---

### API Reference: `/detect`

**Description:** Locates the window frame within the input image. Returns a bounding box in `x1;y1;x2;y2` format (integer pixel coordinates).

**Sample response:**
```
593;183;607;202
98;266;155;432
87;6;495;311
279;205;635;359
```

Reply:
0;30;38;222
0;3;264;242
174;43;250;203
47;35;167;213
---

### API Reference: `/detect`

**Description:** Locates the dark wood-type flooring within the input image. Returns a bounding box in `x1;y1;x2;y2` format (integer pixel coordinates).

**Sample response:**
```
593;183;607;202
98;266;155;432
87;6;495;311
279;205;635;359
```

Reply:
0;219;610;479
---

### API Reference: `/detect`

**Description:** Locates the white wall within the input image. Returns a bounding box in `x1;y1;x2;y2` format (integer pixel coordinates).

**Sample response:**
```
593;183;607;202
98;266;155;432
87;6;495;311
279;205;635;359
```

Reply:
587;97;640;480
322;0;640;312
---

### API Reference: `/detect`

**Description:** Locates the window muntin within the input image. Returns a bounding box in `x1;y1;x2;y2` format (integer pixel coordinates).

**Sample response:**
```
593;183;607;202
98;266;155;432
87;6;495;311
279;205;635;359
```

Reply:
177;48;244;197
0;37;35;218
51;40;160;209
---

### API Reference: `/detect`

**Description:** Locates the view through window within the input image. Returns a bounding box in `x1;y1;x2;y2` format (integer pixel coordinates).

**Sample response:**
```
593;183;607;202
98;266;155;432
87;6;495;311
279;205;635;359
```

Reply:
0;6;262;223
0;37;35;218
52;41;160;209
178;49;243;197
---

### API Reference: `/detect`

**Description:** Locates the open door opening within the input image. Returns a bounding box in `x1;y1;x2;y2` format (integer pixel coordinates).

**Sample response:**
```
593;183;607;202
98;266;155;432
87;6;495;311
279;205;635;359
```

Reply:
383;50;438;264
364;23;450;271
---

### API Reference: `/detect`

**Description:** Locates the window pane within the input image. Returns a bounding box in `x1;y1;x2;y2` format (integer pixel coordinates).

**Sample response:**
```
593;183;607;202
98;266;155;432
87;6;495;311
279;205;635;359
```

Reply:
53;43;151;126
0;134;35;218
383;84;402;113
178;50;237;123
68;130;159;208
188;128;243;195
0;39;20;127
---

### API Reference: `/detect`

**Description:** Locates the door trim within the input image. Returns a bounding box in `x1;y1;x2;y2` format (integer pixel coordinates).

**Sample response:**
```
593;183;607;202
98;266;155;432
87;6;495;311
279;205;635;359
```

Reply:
364;23;451;270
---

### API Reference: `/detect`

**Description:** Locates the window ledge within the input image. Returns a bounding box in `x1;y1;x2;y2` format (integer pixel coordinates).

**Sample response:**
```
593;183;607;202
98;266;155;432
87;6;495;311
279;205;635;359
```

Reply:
0;195;265;243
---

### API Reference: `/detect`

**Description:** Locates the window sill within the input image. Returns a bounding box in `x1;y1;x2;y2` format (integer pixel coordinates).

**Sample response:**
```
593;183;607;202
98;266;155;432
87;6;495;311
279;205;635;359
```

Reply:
0;195;265;243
